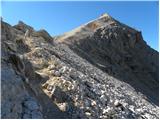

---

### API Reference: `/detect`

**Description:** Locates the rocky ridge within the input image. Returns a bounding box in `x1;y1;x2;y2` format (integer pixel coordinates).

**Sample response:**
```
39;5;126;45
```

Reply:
1;14;159;119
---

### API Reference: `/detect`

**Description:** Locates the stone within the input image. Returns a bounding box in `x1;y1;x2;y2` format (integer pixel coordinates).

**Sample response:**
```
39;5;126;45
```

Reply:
48;64;56;70
42;83;48;89
24;100;39;111
50;70;61;77
129;105;135;112
54;71;61;77
23;113;31;119
47;85;54;91
50;69;55;74
84;99;91;107
114;100;122;107
85;112;91;116
100;95;108;106
56;102;68;111
36;72;49;81
1;14;159;119
14;21;34;33
91;100;97;106
4;41;17;52
52;86;68;103
31;110;43;119
59;66;68;74
103;107;111;114
32;29;53;42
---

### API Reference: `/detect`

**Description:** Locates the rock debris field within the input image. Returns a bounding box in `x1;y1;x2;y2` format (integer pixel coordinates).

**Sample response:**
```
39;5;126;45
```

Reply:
1;14;159;119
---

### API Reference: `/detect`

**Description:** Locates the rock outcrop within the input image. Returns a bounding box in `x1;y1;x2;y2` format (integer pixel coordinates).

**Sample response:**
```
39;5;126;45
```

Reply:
1;14;159;119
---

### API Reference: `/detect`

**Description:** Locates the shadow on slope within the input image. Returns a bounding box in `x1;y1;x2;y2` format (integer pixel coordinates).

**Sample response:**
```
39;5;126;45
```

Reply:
67;36;159;106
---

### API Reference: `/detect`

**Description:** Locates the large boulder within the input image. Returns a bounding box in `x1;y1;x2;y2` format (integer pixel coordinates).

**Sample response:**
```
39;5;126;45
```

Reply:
32;29;53;42
14;21;34;33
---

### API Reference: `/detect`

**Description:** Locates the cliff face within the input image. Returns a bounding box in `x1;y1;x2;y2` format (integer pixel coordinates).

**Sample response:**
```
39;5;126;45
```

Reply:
1;14;159;119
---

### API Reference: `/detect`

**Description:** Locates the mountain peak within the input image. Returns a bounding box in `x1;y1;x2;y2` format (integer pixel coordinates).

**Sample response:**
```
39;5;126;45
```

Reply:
99;13;111;19
57;13;118;43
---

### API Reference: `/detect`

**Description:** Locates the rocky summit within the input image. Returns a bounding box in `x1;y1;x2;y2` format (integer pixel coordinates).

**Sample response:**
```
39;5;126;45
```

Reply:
1;14;159;119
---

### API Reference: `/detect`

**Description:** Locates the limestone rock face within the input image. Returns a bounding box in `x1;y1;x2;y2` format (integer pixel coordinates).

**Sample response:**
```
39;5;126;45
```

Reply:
1;14;159;119
13;21;34;33
1;21;43;119
32;29;53;42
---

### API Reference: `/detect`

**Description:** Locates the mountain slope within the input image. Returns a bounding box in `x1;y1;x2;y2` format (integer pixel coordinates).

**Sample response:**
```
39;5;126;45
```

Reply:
57;14;159;105
1;14;159;119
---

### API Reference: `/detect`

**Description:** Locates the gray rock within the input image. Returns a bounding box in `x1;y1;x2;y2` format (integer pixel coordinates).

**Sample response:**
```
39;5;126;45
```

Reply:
23;114;31;119
31;110;43;119
24;100;39;111
32;29;53;42
1;14;159;119
54;71;61;77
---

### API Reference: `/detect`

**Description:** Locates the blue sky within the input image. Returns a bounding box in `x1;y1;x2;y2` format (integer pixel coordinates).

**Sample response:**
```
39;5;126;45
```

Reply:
1;1;159;51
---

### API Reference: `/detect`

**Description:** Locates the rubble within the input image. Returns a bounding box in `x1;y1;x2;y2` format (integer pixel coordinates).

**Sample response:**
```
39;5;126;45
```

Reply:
1;13;159;119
